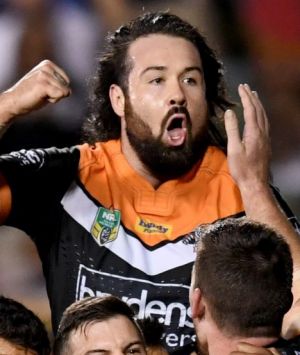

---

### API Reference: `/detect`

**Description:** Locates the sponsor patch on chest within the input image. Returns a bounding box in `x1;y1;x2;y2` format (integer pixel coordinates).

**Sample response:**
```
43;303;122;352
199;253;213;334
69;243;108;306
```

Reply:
135;217;172;236
91;207;120;245
76;264;195;352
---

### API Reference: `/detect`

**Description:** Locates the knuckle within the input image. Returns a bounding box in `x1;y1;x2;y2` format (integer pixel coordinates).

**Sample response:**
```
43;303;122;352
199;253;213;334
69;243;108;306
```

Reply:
40;59;54;71
41;59;53;66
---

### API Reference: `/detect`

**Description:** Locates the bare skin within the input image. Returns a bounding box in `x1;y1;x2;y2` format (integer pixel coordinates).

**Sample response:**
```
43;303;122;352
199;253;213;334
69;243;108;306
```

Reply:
66;316;146;355
0;59;70;126
230;342;280;355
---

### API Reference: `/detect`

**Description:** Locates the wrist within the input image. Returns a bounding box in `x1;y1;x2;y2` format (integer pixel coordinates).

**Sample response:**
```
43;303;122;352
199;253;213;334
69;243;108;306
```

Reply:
238;179;271;198
0;90;17;126
238;181;277;220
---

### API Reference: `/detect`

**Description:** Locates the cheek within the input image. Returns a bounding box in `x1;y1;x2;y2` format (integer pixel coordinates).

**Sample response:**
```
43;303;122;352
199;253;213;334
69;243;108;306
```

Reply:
130;90;165;112
128;79;166;110
128;95;165;134
189;97;208;124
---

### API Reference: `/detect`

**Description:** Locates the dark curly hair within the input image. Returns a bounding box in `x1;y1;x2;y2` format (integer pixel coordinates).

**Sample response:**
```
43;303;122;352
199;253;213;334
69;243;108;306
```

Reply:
82;11;232;147
0;295;51;355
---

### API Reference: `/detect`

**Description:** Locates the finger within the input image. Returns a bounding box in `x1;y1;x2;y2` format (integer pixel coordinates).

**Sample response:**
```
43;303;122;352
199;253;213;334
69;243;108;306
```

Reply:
53;70;69;87
238;84;260;131
51;64;70;87
25;71;71;104
47;87;71;103
224;109;243;153
236;342;273;354
35;60;71;87
242;84;268;133
251;90;270;135
31;70;71;98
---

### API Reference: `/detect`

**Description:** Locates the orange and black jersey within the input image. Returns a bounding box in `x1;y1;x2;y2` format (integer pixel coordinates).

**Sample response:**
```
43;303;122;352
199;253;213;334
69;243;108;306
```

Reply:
0;140;298;354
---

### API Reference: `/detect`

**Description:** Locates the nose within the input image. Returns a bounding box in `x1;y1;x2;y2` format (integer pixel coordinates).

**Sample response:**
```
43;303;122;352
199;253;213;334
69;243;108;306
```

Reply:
168;80;186;106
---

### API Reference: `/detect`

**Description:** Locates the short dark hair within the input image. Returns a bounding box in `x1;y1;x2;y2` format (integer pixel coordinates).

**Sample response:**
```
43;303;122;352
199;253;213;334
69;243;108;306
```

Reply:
82;11;231;148
53;295;145;355
0;295;50;355
193;219;293;338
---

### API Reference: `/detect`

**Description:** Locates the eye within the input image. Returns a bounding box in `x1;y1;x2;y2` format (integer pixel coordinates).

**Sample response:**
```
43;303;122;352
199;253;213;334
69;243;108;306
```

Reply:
149;77;163;85
126;345;145;354
183;77;197;85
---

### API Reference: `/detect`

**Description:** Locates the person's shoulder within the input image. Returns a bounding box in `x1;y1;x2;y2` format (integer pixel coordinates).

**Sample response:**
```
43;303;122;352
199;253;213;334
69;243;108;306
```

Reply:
77;142;102;168
78;140;121;167
78;142;103;155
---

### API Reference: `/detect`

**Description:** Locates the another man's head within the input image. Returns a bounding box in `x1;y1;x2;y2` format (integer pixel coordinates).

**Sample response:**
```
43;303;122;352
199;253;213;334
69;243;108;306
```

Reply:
84;12;231;180
0;296;50;355
190;219;293;355
53;295;146;355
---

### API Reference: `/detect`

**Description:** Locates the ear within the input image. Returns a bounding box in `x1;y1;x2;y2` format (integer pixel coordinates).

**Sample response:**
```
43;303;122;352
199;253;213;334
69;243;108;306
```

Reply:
191;288;205;319
109;84;125;117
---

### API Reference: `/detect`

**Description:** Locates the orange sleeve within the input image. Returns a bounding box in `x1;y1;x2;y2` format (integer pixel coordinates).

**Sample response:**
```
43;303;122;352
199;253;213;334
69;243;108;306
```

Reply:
0;173;12;223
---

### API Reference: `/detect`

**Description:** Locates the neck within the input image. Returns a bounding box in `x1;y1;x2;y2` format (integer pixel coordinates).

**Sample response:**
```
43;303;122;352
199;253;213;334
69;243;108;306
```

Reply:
200;319;278;355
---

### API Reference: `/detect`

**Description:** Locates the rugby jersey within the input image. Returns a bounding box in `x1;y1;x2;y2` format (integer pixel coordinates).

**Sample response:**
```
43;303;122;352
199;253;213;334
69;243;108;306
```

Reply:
0;140;246;353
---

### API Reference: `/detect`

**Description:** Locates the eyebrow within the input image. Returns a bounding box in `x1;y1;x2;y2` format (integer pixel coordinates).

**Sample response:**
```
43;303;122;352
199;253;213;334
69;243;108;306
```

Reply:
140;65;166;77
140;65;203;77
84;341;144;354
182;66;203;75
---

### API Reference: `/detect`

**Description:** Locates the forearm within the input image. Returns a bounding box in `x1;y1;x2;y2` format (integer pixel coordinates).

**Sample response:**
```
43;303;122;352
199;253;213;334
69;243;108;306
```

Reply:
225;84;300;341
0;91;15;138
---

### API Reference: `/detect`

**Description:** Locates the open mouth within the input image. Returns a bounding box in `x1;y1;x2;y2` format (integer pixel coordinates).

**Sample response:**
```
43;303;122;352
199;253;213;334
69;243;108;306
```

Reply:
167;117;184;131
164;115;187;147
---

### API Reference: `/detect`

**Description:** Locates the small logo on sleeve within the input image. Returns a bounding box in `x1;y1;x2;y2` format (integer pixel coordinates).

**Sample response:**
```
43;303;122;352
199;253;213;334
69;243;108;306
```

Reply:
91;207;121;245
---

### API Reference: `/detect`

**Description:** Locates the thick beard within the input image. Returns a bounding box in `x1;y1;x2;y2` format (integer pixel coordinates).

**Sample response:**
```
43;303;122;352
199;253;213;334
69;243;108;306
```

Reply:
125;99;209;181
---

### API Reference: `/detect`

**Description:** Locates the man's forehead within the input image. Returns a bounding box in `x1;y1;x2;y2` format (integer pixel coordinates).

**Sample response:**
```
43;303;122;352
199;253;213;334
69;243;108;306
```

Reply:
127;34;202;68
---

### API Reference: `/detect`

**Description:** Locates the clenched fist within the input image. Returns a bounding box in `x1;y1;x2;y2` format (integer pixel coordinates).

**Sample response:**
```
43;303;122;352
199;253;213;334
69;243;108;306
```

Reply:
0;59;71;125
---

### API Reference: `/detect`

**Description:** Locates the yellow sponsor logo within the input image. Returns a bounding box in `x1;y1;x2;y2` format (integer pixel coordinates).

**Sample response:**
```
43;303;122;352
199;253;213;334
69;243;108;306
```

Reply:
135;218;172;236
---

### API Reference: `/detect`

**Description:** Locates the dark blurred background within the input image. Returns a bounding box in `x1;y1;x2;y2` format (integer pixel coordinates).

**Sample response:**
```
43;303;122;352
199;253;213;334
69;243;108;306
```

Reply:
0;0;299;335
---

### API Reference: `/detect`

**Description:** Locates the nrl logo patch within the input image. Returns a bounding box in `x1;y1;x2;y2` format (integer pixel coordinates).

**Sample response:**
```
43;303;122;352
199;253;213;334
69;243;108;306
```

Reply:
91;207;121;246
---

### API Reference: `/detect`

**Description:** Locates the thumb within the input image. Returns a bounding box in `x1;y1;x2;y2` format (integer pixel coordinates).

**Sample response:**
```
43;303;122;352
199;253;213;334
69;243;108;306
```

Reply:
224;109;242;152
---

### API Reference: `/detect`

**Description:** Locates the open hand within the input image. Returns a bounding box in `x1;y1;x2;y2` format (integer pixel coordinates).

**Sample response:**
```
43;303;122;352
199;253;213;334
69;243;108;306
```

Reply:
224;84;271;193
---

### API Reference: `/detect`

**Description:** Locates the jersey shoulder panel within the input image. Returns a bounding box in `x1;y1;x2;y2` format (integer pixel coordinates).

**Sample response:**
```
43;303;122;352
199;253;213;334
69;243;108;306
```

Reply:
1;146;80;228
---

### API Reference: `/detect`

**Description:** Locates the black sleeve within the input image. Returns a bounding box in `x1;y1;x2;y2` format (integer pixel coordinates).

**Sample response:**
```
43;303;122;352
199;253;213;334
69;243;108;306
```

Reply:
0;146;80;242
271;185;300;234
275;335;300;355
